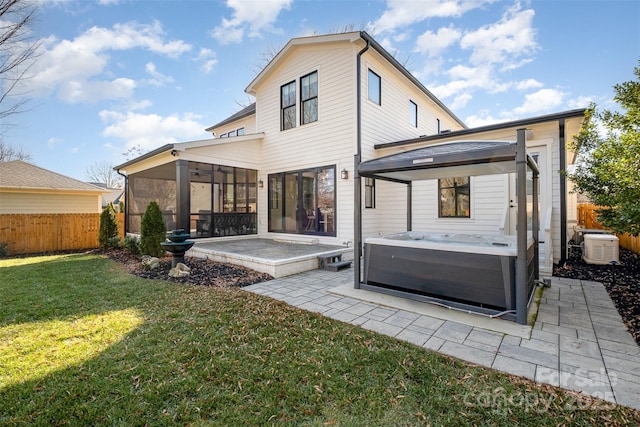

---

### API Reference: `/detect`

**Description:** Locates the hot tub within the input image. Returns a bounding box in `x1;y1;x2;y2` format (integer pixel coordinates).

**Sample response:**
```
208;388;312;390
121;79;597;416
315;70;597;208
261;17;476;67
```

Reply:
363;231;535;313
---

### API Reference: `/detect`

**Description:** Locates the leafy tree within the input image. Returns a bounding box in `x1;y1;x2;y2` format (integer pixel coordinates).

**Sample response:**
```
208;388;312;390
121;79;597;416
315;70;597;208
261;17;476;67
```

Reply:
570;61;640;236
139;201;166;257
98;203;119;248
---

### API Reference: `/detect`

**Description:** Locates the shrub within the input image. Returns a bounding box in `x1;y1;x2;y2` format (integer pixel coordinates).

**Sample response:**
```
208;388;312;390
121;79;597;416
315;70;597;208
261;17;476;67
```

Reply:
99;204;120;248
0;242;9;258
123;235;140;254
139;201;166;257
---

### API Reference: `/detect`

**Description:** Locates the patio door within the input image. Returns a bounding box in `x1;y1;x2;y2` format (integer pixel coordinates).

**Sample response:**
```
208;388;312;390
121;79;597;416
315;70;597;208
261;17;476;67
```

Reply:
269;166;335;236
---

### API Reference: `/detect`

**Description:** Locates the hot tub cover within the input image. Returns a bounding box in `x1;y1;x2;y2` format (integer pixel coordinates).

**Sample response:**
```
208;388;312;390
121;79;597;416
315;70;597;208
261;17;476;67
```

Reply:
359;140;525;182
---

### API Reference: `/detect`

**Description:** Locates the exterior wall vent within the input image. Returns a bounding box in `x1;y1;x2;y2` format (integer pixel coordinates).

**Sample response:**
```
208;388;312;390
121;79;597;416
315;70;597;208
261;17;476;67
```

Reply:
583;234;619;265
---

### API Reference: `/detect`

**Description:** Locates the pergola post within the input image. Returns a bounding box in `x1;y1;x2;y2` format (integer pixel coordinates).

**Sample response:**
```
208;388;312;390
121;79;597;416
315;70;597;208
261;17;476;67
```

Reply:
516;128;528;325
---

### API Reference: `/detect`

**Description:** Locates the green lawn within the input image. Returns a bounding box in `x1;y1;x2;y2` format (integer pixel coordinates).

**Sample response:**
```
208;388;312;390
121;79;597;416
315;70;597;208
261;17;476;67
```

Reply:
1;254;638;426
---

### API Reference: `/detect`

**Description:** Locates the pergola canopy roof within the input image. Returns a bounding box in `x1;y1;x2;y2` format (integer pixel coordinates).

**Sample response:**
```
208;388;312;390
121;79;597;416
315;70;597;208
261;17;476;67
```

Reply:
358;140;538;182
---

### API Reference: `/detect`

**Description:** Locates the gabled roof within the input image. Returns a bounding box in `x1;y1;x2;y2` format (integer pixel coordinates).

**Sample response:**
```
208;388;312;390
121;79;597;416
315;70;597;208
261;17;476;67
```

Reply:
0;160;106;192
205;102;256;132
244;31;466;129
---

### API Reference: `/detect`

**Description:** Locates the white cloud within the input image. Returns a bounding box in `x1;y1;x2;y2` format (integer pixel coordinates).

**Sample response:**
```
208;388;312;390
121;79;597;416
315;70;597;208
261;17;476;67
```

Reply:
459;4;537;69
567;95;594;109
196;48;218;74
464;110;503;127
57;78;136;103
47;137;62;148
27;21;191;103
99;110;207;151
516;78;543;90
369;0;495;33
211;0;292;45
450;92;472;110
512;88;565;115
142;62;174;87
415;26;461;57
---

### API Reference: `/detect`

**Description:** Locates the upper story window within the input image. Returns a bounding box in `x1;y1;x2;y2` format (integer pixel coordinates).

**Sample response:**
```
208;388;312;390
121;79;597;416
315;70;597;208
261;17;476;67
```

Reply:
301;71;318;125
237;127;245;136
439;177;470;218
281;80;296;130
409;100;417;127
228;130;236;137
219;133;227;138
368;69;381;105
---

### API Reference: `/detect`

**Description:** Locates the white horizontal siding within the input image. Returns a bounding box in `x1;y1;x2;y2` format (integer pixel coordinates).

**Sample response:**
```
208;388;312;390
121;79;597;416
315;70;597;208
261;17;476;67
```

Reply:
0;192;102;214
253;42;357;244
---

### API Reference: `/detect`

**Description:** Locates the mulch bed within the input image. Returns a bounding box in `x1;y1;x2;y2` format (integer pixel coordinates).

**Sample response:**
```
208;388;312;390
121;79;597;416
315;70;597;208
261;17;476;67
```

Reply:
101;248;273;288
553;246;640;346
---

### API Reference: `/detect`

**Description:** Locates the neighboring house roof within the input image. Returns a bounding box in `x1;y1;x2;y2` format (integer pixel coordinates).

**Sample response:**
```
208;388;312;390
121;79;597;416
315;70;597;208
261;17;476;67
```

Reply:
0;160;106;193
205;103;256;132
88;182;125;207
244;31;466;130
375;108;587;150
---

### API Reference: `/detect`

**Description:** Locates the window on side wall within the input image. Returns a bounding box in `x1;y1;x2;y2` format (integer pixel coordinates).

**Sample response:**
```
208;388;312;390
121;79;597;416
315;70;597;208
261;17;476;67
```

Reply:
365;177;375;209
301;71;318;125
219;133;227;138
281;80;296;130
368;69;381;105
237;127;244;136
228;130;236;137
409;100;417;127
439;176;470;218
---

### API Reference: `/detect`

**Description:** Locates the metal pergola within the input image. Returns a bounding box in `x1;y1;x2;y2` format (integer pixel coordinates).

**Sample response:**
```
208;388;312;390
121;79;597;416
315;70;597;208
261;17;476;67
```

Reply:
354;129;539;324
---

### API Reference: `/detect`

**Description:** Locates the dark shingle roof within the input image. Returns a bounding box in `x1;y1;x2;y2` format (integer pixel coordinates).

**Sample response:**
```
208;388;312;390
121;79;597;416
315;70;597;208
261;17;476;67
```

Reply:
205;102;256;132
0;160;105;192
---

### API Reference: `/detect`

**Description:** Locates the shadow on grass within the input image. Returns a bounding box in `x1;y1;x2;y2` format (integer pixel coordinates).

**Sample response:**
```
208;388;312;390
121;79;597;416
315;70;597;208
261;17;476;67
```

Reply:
1;254;639;425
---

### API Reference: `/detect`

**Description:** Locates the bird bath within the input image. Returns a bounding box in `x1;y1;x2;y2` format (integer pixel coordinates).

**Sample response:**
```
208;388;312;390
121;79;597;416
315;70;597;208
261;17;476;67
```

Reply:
161;229;195;268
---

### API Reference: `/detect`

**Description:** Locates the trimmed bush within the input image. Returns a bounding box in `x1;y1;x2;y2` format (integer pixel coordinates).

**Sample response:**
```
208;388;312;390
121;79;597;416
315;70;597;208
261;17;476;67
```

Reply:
139;201;166;257
123;235;140;254
99;204;120;248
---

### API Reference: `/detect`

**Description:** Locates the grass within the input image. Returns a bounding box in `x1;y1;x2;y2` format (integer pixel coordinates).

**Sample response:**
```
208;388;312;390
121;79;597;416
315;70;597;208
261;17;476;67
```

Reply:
1;254;639;426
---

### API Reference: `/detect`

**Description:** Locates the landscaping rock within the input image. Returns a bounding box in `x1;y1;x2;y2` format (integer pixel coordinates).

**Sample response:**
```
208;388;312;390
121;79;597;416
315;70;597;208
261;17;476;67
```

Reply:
141;255;160;270
169;262;191;278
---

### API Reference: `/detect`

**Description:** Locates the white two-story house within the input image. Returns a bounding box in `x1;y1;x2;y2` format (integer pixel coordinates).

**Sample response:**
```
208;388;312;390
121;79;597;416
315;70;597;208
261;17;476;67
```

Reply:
116;31;585;273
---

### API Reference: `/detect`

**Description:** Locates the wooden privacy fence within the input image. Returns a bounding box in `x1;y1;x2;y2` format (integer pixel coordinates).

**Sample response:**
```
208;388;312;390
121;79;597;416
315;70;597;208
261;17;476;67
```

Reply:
577;204;640;255
0;213;125;256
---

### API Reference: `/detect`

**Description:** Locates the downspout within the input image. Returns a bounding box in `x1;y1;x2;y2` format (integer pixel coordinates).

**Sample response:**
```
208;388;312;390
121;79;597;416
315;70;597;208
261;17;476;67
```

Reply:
559;118;567;265
354;35;370;289
116;168;128;235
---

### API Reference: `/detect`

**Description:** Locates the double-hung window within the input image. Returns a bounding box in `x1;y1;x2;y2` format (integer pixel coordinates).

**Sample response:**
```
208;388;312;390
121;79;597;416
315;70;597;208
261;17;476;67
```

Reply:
281;81;296;130
439;176;470;218
368;69;381;105
300;71;318;125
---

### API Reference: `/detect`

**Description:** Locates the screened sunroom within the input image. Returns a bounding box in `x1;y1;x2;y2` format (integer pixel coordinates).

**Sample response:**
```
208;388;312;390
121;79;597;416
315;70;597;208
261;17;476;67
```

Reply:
126;159;258;238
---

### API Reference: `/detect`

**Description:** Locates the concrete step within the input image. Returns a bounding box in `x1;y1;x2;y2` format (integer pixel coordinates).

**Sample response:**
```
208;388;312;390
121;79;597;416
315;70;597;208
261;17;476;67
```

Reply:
325;260;352;272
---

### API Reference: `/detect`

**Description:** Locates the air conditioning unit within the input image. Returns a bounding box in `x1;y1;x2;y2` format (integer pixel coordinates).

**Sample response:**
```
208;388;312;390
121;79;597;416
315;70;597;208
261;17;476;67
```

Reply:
583;234;619;265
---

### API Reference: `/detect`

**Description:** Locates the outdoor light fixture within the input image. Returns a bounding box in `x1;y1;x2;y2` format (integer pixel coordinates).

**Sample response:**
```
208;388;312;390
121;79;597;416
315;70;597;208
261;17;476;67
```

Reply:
341;169;348;180
258;179;264;188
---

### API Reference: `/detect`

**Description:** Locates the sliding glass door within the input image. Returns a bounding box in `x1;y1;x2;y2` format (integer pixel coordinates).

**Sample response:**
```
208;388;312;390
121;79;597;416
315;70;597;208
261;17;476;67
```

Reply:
269;166;335;236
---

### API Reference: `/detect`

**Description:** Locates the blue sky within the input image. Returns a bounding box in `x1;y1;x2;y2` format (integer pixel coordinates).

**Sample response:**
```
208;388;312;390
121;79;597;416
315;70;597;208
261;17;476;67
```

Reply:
4;0;639;182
